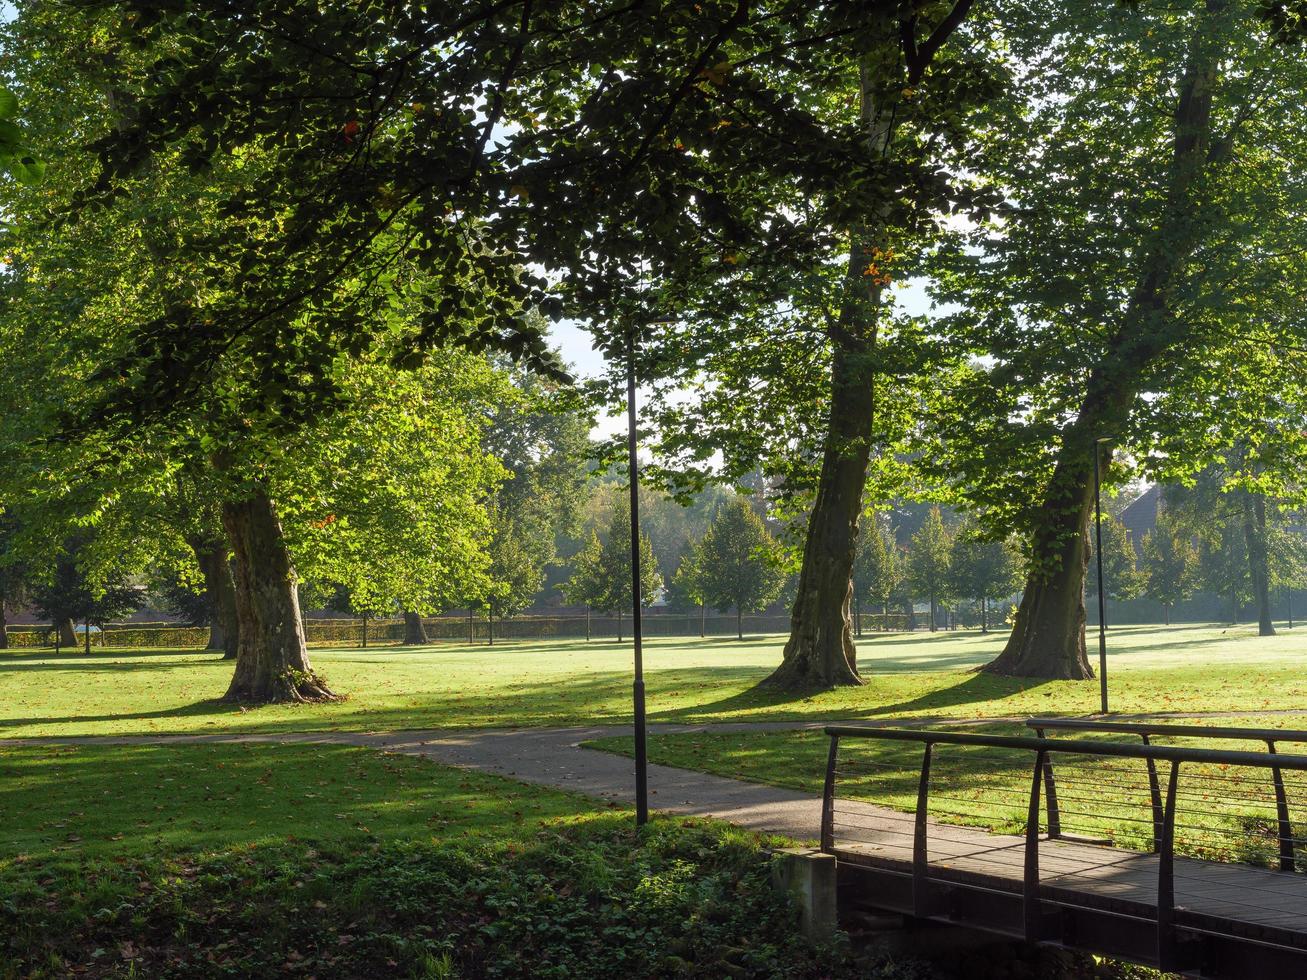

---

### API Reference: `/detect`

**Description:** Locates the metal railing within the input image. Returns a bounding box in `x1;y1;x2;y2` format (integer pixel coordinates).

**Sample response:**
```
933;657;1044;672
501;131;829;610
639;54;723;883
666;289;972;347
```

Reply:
1028;718;1306;869
821;725;1307;972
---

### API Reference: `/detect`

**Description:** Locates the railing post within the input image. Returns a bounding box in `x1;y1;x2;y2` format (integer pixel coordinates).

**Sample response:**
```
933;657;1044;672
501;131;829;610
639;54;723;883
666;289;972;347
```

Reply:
1141;733;1164;852
1025;749;1046;942
1157;760;1181;972
821;735;839;853
1035;727;1061;839
913;742;934;918
1267;740;1295;872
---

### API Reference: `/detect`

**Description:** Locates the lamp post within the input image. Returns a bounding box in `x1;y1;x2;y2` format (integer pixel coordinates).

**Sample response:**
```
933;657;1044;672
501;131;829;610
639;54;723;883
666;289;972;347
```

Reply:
625;325;649;826
1093;437;1111;714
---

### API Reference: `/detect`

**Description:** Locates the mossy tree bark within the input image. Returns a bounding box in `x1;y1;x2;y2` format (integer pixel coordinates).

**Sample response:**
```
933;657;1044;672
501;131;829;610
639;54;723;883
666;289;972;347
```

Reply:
221;491;336;703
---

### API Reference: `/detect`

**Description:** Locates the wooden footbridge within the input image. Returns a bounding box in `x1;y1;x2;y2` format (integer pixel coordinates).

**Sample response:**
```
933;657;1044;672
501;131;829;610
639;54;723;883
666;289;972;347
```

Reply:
820;720;1307;977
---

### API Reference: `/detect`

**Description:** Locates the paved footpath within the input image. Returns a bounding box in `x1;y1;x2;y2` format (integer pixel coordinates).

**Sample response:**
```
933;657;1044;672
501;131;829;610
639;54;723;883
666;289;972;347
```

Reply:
5;709;1293;842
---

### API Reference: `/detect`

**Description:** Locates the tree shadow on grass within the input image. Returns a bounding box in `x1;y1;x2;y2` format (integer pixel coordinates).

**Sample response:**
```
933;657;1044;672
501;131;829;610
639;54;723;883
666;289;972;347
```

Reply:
662;669;1058;724
0;698;240;731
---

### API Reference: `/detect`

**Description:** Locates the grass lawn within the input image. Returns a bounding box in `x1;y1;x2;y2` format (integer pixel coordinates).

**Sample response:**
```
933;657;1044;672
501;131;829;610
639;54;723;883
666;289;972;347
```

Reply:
1;623;1304;739
2;742;890;979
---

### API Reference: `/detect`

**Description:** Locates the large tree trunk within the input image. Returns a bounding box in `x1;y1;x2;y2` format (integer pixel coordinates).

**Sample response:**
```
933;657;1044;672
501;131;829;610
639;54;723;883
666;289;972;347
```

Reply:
221;491;336;703
193;541;239;659
986;443;1098;679
0;605;7;649
1243;491;1276;636
402;610;427;645
58;617;77;649
986;13;1226;678
764;336;873;689
736;606;743;641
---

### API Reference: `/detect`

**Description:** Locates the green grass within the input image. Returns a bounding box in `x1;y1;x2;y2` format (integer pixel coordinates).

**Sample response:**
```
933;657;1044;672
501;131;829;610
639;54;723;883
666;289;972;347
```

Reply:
1;623;1305;738
0;742;602;866
2;742;894;979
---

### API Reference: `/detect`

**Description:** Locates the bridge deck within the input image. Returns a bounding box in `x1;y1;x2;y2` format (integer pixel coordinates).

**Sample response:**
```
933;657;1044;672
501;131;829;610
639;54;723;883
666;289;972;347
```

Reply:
831;798;1307;948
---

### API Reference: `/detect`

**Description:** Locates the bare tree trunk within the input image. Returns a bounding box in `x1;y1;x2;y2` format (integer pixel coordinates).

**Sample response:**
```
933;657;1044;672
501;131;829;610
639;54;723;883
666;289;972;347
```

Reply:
402;610;427;645
192;540;239;659
981;597;988;634
58;618;76;649
1243;491;1276;637
586;606;591;641
617;607;623;643
985;457;1095;678
221;491;336;703
0;605;7;650
736;606;743;641
488;605;494;646
700;603;705;637
1164;603;1171;627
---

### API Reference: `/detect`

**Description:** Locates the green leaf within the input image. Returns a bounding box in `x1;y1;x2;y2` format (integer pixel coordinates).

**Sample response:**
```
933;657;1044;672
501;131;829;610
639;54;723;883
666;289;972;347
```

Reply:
0;88;18;120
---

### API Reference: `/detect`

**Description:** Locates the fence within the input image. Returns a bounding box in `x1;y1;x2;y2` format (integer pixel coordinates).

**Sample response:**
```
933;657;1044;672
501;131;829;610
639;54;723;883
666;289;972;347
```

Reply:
1;612;914;650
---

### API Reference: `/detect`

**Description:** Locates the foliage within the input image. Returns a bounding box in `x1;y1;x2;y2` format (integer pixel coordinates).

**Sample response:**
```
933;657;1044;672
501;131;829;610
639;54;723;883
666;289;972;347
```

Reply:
907;507;952;624
27;533;142;630
692;499;788;623
1140;513;1199;614
1085;514;1146;603
564;503;661;617
666;545;707;613
853;514;903;616
947;521;1022;627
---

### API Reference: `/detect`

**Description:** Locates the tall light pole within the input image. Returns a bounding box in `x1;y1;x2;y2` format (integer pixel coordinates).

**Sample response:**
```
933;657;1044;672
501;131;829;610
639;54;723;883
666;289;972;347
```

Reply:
1093;437;1111;714
626;324;649;826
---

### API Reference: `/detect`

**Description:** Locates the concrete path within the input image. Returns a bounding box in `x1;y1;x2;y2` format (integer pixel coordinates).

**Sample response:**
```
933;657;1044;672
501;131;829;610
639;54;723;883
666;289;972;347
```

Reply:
8;709;1302;842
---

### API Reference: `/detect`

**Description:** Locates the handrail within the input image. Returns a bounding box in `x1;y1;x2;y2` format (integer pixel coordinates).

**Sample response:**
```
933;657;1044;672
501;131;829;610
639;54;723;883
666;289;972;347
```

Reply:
1025;718;1299;869
1026;717;1307;743
821;725;1307;972
823;725;1307;771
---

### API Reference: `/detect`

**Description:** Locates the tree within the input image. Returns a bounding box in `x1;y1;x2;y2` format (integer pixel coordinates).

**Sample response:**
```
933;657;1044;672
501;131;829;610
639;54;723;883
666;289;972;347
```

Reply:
561;504;661;643
853;514;902;630
693;499;787;640
927;1;1307;677
561;531;605;641
29;534;142;656
0;514;30;651
907;508;952;632
1139;513;1197;626
1270;522;1307;627
1085;514;1146;606
948;522;1021;633
480;519;548;645
667;544;709;638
